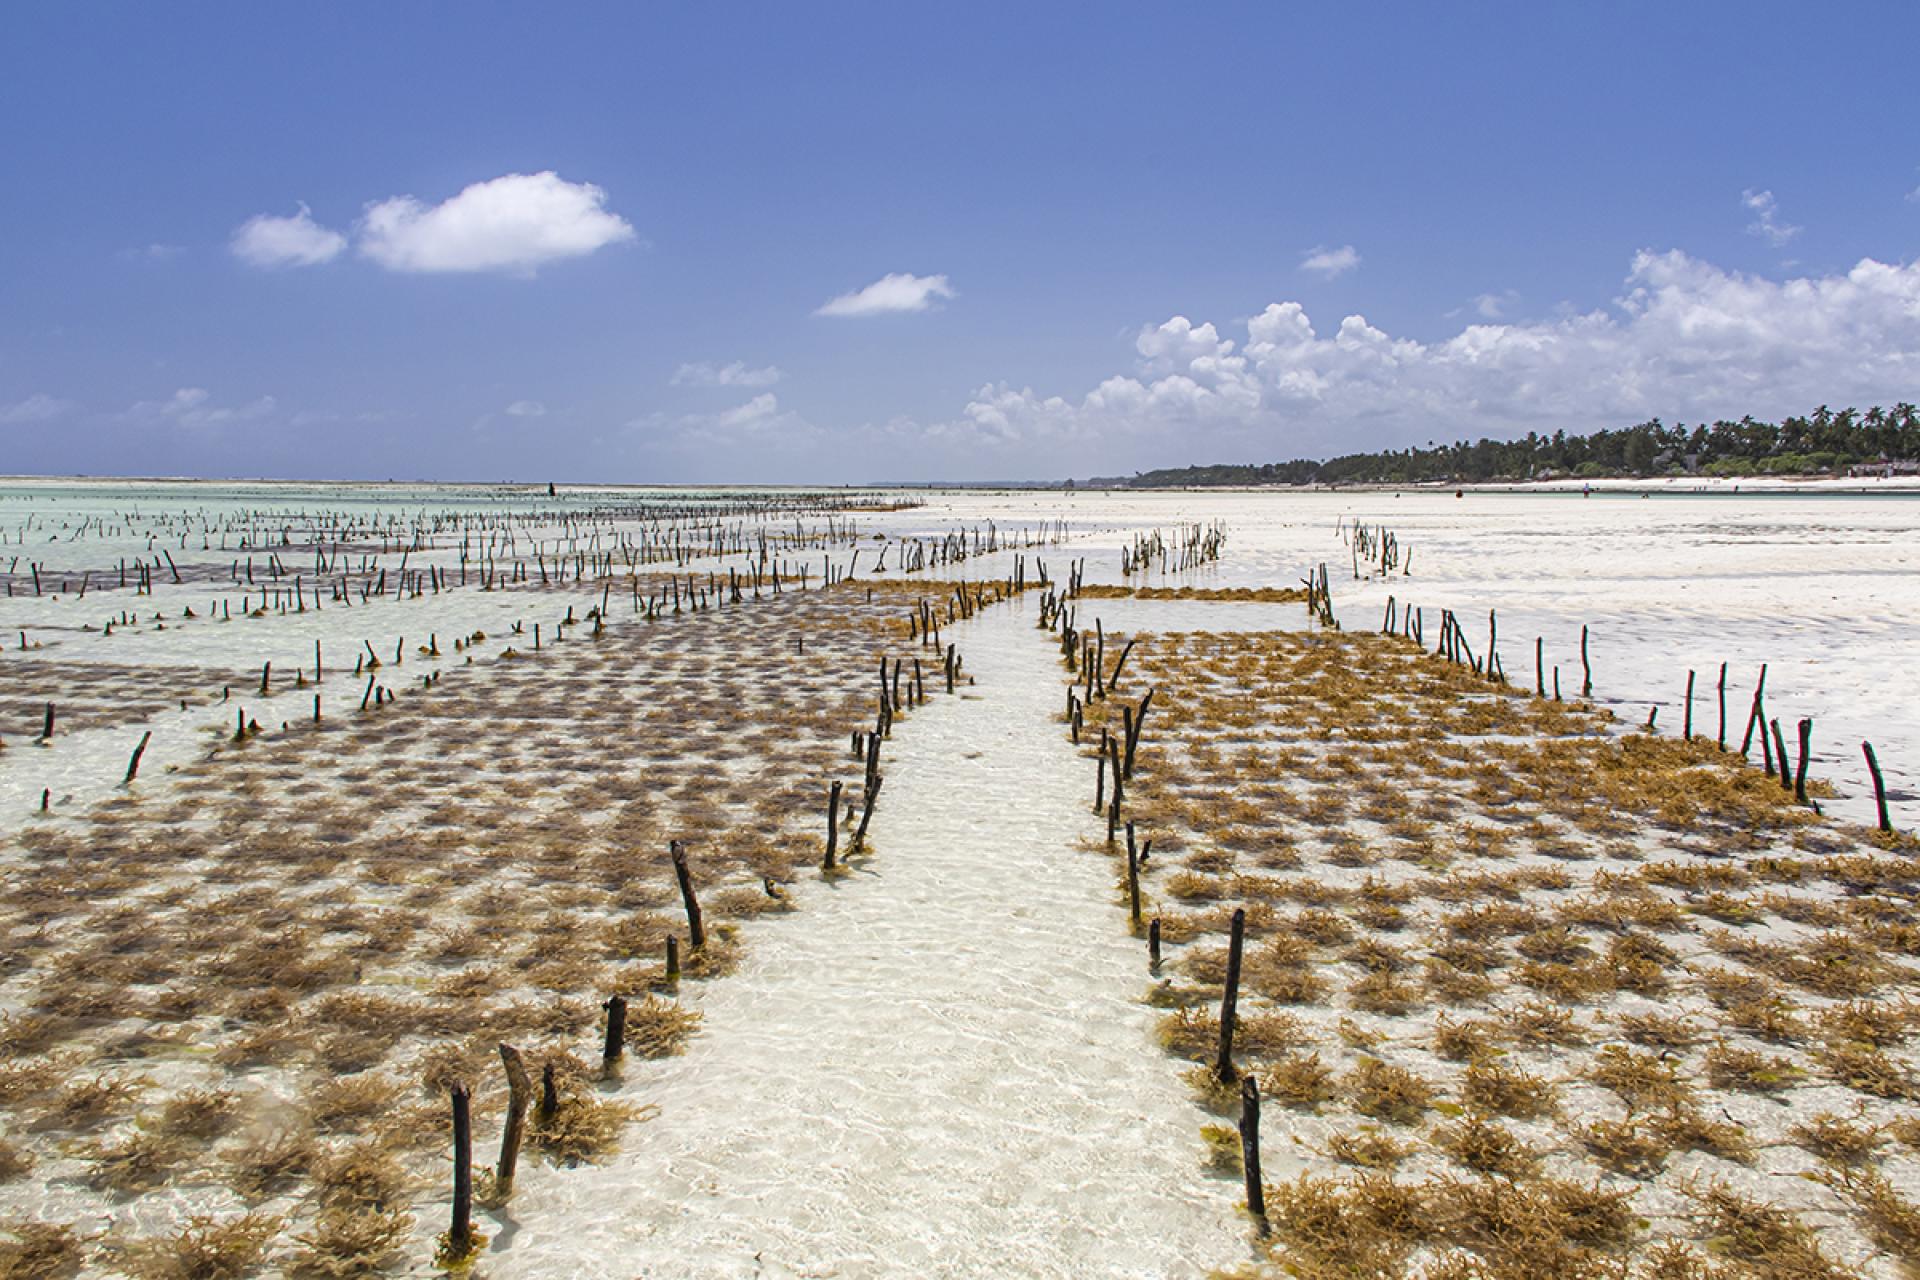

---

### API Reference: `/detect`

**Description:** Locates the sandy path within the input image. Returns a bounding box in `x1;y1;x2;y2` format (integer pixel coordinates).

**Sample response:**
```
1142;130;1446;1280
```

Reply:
484;606;1251;1279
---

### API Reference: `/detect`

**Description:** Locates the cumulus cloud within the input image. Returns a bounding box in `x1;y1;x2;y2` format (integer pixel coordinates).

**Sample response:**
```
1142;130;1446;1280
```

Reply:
128;387;276;428
0;393;75;425
815;272;954;317
941;250;1920;466
1743;188;1802;247
504;400;547;417
1300;245;1361;279
357;172;634;274
231;204;347;268
670;360;783;388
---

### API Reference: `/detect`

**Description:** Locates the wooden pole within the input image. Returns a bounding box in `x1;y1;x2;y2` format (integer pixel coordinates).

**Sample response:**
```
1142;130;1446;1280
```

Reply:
671;840;705;948
1863;742;1892;832
1240;1074;1267;1233
1683;670;1695;741
495;1045;531;1199
602;995;628;1065
1716;662;1727;749
1580;625;1592;699
824;780;842;870
448;1083;474;1259
1214;907;1246;1083
1794;717;1813;806
1125;822;1143;930
1148;917;1162;970
1770;719;1793;793
123;731;152;784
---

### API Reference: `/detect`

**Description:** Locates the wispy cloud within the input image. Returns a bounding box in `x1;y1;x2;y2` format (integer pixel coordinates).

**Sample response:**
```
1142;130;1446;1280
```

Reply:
127;387;276;428
1742;188;1802;247
357;172;634;275
670;360;783;388
815;272;954;317
0;393;74;425
231;204;347;268
504;400;547;418
1299;244;1361;279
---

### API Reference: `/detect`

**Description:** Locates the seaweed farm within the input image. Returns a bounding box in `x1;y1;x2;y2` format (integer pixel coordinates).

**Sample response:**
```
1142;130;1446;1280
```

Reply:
1;480;1917;1278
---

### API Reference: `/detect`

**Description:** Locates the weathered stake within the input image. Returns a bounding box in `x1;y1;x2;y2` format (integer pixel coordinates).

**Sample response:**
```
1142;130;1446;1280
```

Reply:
602;994;628;1065
1240;1074;1267;1233
1863;741;1892;833
1214;907;1246;1084
123;731;152;784
448;1083;474;1259
671;840;706;948
495;1044;531;1199
824;780;842;871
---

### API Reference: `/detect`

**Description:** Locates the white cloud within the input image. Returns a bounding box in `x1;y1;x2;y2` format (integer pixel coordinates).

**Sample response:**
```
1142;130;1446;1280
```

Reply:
1743;188;1802;247
128;387;276;428
505;400;547;417
1472;290;1520;319
0;393;74;425
1300;245;1361;279
357;172;634;275
936;250;1920;467
715;393;779;429
231;204;347;268
670;360;783;388
815;272;954;317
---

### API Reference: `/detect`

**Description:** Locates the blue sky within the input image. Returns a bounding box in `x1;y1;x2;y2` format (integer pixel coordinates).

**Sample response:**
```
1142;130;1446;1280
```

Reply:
2;3;1917;482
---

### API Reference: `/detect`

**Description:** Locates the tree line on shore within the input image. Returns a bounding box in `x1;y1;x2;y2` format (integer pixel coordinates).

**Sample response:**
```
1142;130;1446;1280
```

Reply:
1087;403;1920;487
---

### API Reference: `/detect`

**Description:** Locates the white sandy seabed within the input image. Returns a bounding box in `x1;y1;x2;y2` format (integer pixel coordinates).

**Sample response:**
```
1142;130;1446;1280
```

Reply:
486;606;1255;1279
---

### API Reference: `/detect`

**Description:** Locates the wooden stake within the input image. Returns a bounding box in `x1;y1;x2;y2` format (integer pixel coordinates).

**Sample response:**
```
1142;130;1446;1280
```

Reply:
1215;907;1246;1083
1125;821;1143;929
602;995;628;1064
123;731;152;784
824;779;842;870
448;1083;474;1259
495;1044;531;1199
1580;624;1592;699
1240;1074;1267;1233
1148;917;1162;970
1794;717;1813;806
1863;741;1892;833
671;840;705;948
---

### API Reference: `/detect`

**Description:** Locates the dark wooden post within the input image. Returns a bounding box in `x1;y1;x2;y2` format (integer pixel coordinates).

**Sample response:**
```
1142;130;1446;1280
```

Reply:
1125;822;1143;930
448;1083;474;1259
671;840;705;948
1770;719;1793;793
1240;1074;1267;1233
665;936;680;984
1740;664;1768;758
1214;907;1246;1083
496;1045;531;1198
602;995;628;1065
1794;717;1813;806
38;702;53;742
1716;662;1727;749
538;1063;558;1127
123;731;153;784
1683;670;1695;741
1148;917;1162;970
1580;625;1592;699
824;780;842;870
1863;742;1893;832
1535;638;1544;697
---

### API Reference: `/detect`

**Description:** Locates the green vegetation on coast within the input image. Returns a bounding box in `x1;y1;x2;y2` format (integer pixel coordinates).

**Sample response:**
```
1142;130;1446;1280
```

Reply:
1089;403;1920;487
